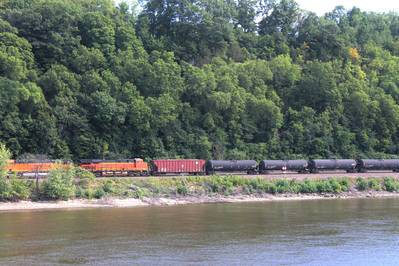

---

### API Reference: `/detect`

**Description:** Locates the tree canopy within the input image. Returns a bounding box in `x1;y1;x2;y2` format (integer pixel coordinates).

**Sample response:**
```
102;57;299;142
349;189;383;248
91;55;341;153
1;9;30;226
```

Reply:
1;0;399;160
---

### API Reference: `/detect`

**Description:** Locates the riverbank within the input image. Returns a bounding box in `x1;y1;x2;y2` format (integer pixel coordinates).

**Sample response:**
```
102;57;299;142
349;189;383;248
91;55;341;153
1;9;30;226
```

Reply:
2;175;399;211
1;190;399;211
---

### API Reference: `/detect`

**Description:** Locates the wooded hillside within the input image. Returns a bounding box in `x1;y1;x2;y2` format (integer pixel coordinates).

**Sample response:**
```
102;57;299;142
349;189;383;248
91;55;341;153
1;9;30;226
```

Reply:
1;0;399;160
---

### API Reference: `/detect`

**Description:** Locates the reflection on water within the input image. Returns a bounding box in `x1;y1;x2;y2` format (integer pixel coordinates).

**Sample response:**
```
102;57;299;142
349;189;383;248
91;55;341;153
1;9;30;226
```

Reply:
1;198;399;265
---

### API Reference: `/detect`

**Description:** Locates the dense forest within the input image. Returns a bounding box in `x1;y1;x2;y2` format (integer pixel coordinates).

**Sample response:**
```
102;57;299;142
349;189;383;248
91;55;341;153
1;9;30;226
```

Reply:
0;0;399;160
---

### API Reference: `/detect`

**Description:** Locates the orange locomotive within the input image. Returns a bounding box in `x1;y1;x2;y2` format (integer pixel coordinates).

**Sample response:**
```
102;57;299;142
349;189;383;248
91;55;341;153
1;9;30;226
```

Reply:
79;159;149;177
7;160;70;177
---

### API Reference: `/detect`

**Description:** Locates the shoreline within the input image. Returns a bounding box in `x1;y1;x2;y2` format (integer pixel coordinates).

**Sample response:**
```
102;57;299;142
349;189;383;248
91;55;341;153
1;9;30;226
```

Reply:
1;191;399;211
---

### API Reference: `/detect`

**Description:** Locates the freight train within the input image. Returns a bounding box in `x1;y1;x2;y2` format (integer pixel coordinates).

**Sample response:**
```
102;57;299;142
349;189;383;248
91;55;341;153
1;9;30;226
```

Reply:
5;158;399;177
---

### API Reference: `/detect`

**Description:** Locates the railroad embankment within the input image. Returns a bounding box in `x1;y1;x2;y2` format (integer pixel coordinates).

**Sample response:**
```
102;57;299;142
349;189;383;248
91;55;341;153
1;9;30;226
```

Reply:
1;174;399;211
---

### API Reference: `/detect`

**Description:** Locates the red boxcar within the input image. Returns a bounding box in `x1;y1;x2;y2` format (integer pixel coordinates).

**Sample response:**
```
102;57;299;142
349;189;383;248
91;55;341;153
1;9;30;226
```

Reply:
151;159;206;175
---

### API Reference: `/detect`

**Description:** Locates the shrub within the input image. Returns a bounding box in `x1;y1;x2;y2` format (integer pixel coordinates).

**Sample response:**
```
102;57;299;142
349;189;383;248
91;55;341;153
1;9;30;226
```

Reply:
248;178;262;191
0;177;12;201
230;176;246;186
339;178;350;191
75;187;86;198
0;143;12;201
207;176;234;195
300;180;318;193
0;177;32;201
275;179;290;193
288;180;301;193
0;143;11;179
94;187;105;199
43;167;76;200
356;178;368;191
84;188;95;199
316;180;333;193
75;187;98;199
368;179;382;191
384;177;398;192
259;181;277;194
244;178;275;194
177;184;188;195
133;187;150;199
9;178;31;200
329;178;342;193
267;183;277;194
75;167;95;187
102;179;115;193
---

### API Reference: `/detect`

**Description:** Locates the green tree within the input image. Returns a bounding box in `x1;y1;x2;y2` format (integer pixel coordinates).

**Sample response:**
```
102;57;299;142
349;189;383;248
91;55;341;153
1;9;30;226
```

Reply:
0;0;399;160
259;0;299;36
79;12;116;56
43;166;76;200
0;143;11;178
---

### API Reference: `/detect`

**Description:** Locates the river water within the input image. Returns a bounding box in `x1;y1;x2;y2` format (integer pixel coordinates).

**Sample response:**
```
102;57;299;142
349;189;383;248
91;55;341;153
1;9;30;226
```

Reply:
1;198;399;265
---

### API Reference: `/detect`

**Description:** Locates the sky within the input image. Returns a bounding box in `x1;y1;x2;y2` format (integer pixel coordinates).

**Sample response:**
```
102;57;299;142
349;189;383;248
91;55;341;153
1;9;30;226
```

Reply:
115;0;399;15
296;0;399;15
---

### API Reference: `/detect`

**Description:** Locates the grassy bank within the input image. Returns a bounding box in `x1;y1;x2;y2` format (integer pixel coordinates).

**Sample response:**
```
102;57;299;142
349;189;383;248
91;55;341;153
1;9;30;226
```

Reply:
1;168;399;202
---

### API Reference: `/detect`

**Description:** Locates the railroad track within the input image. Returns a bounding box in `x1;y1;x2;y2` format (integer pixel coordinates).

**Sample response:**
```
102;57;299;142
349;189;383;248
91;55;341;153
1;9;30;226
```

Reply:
19;171;399;181
244;171;399;180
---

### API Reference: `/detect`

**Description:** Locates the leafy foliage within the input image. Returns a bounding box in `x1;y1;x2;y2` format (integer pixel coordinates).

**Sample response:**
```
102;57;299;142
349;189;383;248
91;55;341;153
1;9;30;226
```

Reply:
0;144;32;201
0;143;11;178
1;1;399;160
42;166;76;200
